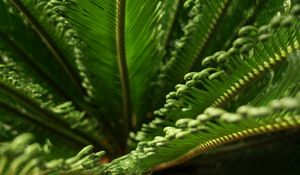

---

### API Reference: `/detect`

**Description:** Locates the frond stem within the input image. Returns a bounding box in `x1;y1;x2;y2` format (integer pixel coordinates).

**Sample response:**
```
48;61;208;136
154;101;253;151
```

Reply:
116;0;132;146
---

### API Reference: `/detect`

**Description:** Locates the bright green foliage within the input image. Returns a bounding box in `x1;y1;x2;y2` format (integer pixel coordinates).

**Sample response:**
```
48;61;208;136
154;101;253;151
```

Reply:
0;0;300;175
0;133;106;175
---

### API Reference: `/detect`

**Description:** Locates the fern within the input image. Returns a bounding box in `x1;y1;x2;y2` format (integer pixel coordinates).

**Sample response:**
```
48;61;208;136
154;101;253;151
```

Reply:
0;0;300;175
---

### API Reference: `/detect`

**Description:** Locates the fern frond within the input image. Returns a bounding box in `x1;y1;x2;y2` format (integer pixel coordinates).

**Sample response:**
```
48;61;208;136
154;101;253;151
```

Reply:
0;56;113;151
0;133;106;175
154;95;300;171
125;0;164;129
108;93;300;174
190;0;285;70
1;1;120;153
63;0;165;140
128;4;300;152
8;0;86;98
153;0;288;108
63;0;122;120
156;131;300;174
0;1;68;98
1;0;300;174
153;0;233;105
119;5;300;173
157;11;300;119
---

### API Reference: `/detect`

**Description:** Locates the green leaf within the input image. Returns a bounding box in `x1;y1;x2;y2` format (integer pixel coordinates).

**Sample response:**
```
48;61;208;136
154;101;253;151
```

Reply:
7;0;88;101
157;12;300;119
153;0;234;106
0;133;106;175
1;0;120;153
190;0;286;70
125;0;167;129
63;0;124;133
63;0;165;135
129;7;300;151
0;55;113;151
109;93;300;174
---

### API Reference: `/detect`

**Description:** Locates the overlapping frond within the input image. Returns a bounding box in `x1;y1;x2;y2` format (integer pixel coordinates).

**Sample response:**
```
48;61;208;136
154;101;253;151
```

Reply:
152;0;236;105
118;5;300;173
0;133;106;175
107;93;300;174
63;0;120;113
128;4;300;146
0;53;114;152
156;8;300;119
0;0;121;154
63;0;165;137
125;0;165;129
4;0;88;101
190;0;287;70
0;0;67;97
1;0;300;174
153;0;287;108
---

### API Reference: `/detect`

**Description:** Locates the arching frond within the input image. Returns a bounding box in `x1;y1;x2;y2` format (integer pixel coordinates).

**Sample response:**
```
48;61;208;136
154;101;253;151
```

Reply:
0;133;106;175
108;93;300;174
0;0;300;174
0;54;113;152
